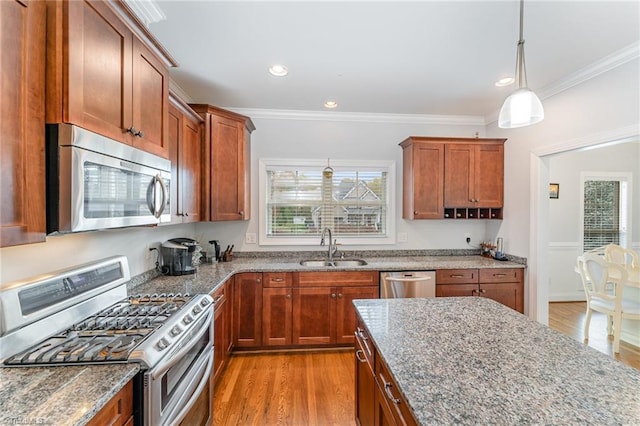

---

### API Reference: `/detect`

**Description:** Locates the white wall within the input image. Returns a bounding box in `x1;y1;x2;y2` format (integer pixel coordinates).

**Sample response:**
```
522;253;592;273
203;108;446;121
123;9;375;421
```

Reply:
1;116;501;285
547;142;640;302
486;58;639;330
199;115;500;254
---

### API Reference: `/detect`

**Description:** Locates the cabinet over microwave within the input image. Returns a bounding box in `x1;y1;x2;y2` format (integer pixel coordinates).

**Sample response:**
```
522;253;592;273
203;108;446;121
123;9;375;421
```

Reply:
46;124;171;234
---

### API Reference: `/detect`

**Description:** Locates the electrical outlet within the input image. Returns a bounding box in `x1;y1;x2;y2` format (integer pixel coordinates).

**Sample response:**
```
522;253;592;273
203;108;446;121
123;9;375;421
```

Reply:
465;233;471;243
397;232;408;243
245;233;257;244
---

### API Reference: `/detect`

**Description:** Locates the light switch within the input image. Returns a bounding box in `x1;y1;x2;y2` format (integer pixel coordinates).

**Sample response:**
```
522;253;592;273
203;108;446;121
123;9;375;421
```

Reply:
245;233;257;244
397;232;408;243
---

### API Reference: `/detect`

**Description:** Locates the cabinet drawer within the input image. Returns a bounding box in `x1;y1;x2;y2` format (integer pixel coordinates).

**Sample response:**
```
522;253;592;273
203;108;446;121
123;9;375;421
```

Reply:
436;269;478;284
479;268;523;283
355;318;375;369
294;271;378;287
263;272;293;288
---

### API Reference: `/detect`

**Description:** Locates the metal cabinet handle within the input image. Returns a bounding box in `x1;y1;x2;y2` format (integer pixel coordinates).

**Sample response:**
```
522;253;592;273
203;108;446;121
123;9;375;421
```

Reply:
239;211;244;217
380;373;401;405
127;126;137;135
355;350;367;363
450;274;464;278
337;293;343;298
256;278;261;283
136;129;144;138
286;294;291;299
272;278;284;282
331;293;337;299
494;273;507;277
479;288;487;293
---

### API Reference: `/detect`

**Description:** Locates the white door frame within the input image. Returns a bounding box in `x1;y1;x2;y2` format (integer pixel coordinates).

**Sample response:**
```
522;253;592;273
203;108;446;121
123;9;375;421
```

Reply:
529;125;639;324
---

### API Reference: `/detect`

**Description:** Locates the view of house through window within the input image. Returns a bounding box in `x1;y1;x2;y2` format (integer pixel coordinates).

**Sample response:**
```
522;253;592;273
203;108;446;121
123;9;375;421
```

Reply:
261;159;393;244
581;173;630;252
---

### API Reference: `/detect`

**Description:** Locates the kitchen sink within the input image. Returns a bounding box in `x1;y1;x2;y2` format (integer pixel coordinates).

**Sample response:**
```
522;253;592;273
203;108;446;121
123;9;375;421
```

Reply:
299;259;368;267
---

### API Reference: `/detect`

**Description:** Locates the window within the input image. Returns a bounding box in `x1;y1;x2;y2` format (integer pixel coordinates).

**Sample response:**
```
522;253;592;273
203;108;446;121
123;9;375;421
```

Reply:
580;172;631;252
259;159;395;245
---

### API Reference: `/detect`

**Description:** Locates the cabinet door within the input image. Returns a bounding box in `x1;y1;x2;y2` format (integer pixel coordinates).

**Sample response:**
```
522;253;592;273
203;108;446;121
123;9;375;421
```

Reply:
167;104;182;224
60;0;133;144
210;114;246;221
233;273;262;347
444;144;474;207
480;283;523;313
403;142;444;219
474;144;503;206
336;286;379;345
131;38;169;158
262;287;293;346
292;287;334;345
435;283;478;297
374;382;397;426
86;380;133;426
213;295;227;383
180;114;201;222
1;0;46;247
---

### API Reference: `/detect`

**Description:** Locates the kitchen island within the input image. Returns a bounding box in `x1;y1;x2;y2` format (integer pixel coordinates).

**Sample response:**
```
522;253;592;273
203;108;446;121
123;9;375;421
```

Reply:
354;297;640;425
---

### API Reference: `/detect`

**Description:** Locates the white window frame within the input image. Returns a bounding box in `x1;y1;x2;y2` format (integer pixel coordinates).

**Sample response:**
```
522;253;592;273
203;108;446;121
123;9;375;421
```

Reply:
579;171;632;253
258;158;396;246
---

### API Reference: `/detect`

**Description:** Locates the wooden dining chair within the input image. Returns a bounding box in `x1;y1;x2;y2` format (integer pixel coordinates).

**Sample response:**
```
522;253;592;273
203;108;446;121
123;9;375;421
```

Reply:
577;253;640;353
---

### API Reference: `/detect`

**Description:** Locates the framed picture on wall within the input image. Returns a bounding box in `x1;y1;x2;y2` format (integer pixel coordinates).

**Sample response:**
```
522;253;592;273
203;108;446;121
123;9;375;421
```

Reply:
549;183;560;199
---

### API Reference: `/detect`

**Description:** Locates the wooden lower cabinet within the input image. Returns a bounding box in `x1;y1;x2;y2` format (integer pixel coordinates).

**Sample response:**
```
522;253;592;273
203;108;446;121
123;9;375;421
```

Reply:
436;268;524;313
292;287;335;345
293;271;379;346
87;380;133;426
355;316;417;426
233;273;262;348
212;278;233;384
262;286;293;346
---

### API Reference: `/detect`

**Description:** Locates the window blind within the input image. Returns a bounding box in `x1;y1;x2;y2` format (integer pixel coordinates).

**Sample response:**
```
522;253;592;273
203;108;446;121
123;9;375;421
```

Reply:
266;167;388;238
583;180;620;251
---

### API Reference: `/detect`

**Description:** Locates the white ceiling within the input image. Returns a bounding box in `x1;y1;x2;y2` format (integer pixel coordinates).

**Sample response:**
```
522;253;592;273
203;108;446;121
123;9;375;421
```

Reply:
147;1;640;119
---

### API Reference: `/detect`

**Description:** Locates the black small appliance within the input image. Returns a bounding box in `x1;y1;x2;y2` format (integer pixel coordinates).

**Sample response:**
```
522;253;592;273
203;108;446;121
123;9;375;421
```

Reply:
160;238;198;275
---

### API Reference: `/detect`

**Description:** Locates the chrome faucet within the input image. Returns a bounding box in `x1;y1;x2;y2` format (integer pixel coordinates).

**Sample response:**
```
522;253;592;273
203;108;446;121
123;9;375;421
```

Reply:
320;227;338;261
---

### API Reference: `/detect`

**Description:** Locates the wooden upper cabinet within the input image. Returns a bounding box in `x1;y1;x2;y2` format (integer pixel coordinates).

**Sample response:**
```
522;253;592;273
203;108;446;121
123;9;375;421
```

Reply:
400;136;505;219
168;95;202;224
46;0;171;158
190;104;255;221
1;0;47;247
400;138;444;219
444;142;504;207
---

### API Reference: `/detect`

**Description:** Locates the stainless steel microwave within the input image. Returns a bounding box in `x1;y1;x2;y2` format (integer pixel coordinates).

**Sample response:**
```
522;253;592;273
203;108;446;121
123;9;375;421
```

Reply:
46;124;171;234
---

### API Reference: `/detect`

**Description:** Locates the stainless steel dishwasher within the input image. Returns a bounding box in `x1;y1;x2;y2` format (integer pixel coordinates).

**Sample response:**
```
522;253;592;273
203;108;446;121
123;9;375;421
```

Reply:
380;271;436;298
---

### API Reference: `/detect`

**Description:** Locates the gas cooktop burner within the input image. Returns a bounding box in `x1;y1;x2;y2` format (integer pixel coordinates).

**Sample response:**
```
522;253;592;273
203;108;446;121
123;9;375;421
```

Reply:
3;293;199;366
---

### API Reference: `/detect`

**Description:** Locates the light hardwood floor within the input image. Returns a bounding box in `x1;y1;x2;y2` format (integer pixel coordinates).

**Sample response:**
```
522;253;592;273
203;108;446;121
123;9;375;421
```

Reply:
548;301;640;370
214;303;639;425
214;350;356;426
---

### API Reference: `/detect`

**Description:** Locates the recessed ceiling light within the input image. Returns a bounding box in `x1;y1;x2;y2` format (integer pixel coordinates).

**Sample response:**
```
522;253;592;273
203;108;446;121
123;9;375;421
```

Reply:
495;77;515;87
268;64;288;77
324;101;338;109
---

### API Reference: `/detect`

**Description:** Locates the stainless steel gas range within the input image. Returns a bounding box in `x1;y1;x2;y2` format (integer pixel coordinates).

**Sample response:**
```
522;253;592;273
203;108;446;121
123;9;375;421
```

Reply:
0;256;214;426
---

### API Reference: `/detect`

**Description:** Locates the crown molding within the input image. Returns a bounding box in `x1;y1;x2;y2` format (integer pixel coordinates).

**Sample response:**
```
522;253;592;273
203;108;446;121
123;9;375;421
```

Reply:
224;108;486;126
532;124;639;157
486;41;640;125
121;0;166;27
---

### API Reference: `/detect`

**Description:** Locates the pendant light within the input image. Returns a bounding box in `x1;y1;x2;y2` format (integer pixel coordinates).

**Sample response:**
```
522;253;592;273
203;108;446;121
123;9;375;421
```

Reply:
498;0;544;129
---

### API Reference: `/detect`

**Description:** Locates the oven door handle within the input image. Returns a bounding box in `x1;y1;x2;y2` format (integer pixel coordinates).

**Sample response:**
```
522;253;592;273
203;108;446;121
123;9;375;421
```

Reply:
152;307;213;380
168;346;214;426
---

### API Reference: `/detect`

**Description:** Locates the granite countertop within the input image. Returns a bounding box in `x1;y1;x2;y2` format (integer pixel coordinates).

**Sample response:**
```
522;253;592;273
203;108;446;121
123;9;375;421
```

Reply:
0;364;139;426
131;254;525;296
353;297;640;425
